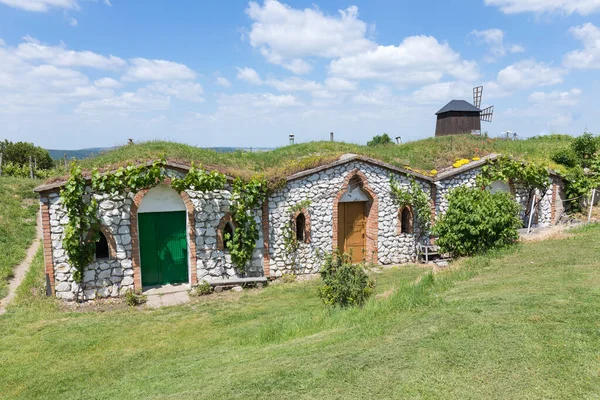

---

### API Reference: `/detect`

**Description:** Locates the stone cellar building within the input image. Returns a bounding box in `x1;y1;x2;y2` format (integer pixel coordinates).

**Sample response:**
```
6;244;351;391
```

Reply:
34;155;565;300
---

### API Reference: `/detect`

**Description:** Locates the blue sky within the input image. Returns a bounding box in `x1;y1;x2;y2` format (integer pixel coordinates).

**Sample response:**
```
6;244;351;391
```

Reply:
0;0;599;149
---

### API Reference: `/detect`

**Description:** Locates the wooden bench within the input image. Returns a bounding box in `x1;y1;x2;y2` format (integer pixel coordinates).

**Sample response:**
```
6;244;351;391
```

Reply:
417;243;440;263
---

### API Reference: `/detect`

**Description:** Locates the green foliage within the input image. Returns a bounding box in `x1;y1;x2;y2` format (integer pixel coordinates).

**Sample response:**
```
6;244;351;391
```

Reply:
226;177;267;273
0;139;53;170
124;289;147;306
191;280;212;296
282;199;311;255
432;187;522;257
170;163;227;193
279;273;297;283
61;164;99;287
318;250;375;308
571;132;599;166
551;147;579;168
389;177;431;244
367;133;393;147
477;156;550;191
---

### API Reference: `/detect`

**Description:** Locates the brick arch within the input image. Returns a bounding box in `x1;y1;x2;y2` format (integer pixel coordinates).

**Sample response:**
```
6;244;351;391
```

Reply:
97;224;118;259
293;207;311;244
130;180;197;291
397;206;414;235
332;169;379;263
216;213;236;250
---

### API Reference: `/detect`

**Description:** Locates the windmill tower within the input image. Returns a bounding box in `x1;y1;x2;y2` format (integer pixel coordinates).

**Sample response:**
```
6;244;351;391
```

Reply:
435;86;494;136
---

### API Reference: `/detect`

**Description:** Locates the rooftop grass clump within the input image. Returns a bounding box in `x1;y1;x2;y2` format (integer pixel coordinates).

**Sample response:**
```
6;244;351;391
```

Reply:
52;134;573;184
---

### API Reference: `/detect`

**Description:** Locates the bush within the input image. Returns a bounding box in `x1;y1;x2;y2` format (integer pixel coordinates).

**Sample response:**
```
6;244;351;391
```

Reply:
367;133;393;147
551;147;579;168
191;280;212;296
124;289;147;306
571;132;599;166
432;187;522;257
318;250;375;307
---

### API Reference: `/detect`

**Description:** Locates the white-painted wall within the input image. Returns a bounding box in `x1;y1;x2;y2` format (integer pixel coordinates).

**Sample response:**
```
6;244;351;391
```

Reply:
138;185;186;213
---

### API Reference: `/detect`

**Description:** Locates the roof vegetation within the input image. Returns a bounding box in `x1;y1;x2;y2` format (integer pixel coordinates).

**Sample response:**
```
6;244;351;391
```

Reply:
55;134;573;184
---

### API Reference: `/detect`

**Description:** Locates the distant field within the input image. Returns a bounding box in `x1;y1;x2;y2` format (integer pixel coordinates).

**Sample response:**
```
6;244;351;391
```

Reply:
0;177;40;299
55;134;572;184
1;224;599;399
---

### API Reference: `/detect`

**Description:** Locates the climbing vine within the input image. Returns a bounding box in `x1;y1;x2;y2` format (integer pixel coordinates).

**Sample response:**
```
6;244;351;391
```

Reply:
389;176;432;247
476;156;549;191
61;159;235;296
225;177;267;273
282;199;311;255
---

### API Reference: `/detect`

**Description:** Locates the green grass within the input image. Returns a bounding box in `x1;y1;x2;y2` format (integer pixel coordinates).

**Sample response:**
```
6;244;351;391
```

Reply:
2;224;600;399
50;134;572;184
0;177;40;299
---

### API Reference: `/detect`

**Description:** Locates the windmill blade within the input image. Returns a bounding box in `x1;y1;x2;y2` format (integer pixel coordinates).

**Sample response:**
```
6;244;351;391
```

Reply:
480;105;494;122
473;86;483;108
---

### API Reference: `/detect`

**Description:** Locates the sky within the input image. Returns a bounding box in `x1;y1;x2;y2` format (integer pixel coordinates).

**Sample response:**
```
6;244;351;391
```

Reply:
0;0;599;149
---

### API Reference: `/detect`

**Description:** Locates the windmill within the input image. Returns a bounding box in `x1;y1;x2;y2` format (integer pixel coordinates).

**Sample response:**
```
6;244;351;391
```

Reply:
435;85;494;136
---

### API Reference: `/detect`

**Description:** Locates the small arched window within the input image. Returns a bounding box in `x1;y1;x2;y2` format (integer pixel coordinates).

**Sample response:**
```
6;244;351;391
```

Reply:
223;221;235;249
295;213;306;242
95;231;110;259
400;207;413;234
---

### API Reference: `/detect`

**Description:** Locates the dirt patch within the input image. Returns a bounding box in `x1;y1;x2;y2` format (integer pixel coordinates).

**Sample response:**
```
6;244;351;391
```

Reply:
520;225;576;242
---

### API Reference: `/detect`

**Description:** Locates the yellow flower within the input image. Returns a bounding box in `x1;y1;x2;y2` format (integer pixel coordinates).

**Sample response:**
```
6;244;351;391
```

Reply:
452;158;470;168
472;156;481;161
430;169;438;175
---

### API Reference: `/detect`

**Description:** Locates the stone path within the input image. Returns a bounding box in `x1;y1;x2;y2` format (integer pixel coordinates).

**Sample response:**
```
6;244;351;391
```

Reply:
0;212;42;315
144;284;191;308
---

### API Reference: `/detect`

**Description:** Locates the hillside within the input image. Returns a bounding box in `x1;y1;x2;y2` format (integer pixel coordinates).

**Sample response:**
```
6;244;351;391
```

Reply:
65;134;571;183
0;177;40;299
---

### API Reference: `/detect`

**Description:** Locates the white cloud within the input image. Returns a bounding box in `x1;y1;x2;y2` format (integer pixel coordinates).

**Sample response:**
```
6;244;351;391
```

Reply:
412;81;473;104
94;77;121;88
563;23;600;68
245;0;374;73
0;0;78;12
266;77;322;92
147;81;204;102
484;0;600;15
470;28;525;60
528;88;582;106
329;35;479;86
15;37;126;69
214;92;302;118
497;59;564;89
215;76;232;87
123;58;197;81
236;67;262;85
76;90;171;115
69;17;78;26
325;77;358;91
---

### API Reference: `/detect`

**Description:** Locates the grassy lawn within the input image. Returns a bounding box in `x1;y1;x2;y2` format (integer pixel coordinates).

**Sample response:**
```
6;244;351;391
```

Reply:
2;224;600;399
45;134;571;183
0;177;40;299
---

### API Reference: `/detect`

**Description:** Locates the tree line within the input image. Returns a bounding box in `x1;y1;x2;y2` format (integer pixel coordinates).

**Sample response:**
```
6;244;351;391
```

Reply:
0;139;54;178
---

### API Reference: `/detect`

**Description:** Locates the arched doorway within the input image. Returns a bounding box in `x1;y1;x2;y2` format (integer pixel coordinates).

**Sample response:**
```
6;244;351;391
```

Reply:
137;185;189;287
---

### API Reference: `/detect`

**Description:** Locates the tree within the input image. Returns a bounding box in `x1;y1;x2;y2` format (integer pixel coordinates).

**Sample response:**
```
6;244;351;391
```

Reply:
367;133;393;146
0;140;53;170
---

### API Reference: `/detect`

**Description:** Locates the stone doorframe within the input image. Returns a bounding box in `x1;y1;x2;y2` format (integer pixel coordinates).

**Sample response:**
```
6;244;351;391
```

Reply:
130;179;197;291
332;169;379;264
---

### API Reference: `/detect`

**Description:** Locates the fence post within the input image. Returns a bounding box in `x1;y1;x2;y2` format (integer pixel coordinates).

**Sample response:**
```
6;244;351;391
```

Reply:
29;156;34;179
588;188;596;222
0;152;3;177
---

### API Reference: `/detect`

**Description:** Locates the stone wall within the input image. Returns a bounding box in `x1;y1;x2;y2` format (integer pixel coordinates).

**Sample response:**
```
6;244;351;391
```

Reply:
434;167;481;217
42;167;264;300
267;160;429;277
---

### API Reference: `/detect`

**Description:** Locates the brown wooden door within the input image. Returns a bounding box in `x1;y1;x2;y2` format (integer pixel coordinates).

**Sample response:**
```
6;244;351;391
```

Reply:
338;202;366;263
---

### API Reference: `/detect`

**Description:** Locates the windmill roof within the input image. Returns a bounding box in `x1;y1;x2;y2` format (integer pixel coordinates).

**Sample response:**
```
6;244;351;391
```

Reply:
436;100;481;115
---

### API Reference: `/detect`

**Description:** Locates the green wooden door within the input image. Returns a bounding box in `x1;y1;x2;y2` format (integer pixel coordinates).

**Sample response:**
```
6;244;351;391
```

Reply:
138;211;188;287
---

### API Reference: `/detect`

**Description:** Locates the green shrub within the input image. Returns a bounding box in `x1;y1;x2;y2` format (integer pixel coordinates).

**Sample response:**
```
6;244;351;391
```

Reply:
551;147;579;168
571;132;599;166
433;187;522;257
318;250;375;307
124;289;147;306
367;133;393;147
191;280;212;296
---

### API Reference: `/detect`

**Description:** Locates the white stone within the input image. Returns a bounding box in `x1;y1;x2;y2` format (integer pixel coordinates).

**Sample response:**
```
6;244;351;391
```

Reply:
121;276;134;286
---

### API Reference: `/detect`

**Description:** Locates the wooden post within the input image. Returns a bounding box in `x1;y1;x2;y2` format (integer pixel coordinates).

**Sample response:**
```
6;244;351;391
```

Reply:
64;154;67;170
526;195;537;235
29;156;34;179
0;152;3;177
588;188;596;222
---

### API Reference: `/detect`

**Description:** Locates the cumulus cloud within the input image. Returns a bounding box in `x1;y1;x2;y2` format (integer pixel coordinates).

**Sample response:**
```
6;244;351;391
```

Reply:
123;58;197;81
563;23;600;68
0;0;79;12
146;81;204;102
329;35;479;86
528;88;582;106
325;77;358;92
497;59;564;89
484;0;600;15
76;90;171;115
236;67;263;85
215;76;232;87
94;77;122;89
15;37;126;69
470;28;524;60
265;77;322;92
245;0;374;73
